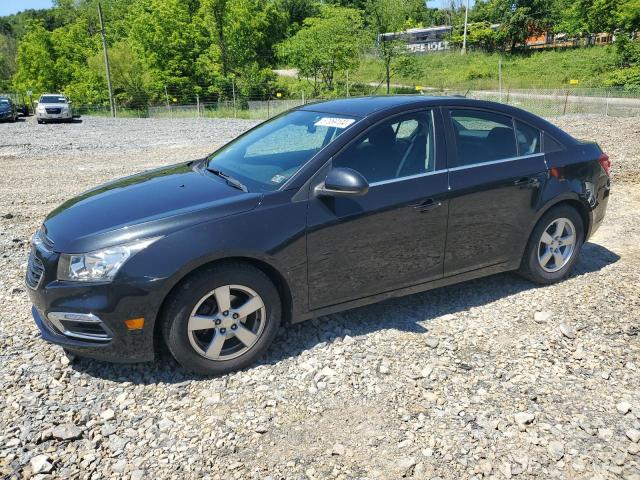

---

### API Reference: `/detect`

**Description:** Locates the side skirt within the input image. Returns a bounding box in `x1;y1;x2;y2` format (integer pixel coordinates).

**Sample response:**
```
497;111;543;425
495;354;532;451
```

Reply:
294;260;520;323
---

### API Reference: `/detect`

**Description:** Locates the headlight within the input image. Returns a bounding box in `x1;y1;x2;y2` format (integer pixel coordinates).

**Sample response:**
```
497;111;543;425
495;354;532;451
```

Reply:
57;237;160;282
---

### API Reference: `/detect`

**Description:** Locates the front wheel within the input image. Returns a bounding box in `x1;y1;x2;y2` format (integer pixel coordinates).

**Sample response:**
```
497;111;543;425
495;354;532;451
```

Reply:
161;262;282;375
518;205;584;284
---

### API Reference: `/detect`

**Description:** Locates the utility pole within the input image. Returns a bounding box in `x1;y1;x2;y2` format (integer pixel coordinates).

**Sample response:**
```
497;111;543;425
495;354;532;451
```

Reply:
97;3;115;117
461;0;470;54
346;69;350;97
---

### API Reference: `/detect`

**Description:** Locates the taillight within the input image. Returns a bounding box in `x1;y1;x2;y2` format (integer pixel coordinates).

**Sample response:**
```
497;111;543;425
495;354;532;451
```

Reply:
598;153;611;176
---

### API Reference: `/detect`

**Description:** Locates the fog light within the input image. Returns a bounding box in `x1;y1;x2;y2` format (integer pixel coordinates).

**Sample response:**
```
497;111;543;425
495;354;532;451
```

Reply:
125;317;145;330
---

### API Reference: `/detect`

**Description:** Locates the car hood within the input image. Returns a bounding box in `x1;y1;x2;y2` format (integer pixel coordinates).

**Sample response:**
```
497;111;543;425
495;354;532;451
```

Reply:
43;161;262;253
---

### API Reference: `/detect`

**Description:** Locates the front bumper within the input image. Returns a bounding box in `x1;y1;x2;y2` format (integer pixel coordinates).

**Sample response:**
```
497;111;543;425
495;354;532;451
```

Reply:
27;249;162;363
36;110;72;121
0;110;14;120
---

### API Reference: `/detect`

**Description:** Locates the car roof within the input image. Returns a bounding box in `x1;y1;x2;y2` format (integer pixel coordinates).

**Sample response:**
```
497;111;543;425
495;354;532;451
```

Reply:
299;96;439;117
299;95;576;145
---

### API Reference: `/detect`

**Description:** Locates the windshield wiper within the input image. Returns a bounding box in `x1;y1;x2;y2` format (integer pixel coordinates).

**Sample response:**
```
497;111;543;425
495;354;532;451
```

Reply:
206;167;248;192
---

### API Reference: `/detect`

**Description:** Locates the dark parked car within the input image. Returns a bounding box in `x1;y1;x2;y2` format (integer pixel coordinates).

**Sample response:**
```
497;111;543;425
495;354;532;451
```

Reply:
0;96;18;122
26;96;611;375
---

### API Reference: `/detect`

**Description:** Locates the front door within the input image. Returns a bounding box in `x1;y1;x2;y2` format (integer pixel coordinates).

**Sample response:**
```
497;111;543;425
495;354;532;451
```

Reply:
443;108;547;276
306;109;450;310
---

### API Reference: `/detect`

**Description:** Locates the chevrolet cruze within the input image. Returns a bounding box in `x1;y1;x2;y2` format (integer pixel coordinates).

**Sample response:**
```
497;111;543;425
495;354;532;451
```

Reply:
26;96;611;375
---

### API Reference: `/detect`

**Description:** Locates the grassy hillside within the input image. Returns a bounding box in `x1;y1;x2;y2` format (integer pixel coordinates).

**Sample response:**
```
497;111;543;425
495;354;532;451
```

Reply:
353;46;619;91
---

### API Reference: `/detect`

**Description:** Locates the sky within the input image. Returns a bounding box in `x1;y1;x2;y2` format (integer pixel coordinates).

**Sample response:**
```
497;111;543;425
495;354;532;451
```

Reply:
0;0;54;17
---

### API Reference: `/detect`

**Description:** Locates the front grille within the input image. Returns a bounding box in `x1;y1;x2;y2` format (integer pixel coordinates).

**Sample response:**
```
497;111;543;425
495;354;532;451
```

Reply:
26;250;45;289
45;108;61;114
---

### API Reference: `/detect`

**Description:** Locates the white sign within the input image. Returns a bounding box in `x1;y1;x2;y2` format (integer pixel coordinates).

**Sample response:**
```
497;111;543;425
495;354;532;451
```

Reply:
314;117;355;129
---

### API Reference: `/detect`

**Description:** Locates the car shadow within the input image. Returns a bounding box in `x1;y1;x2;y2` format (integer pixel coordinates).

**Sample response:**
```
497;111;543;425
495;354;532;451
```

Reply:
70;242;620;383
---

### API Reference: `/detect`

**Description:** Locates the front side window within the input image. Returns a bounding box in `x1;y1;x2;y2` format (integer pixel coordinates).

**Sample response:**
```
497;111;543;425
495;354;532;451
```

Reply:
333;110;435;183
450;109;517;166
207;110;357;192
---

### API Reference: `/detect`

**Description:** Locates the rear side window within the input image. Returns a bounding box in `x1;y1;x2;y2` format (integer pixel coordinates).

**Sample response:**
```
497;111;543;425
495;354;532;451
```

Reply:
543;133;564;153
450;109;517;167
515;120;541;155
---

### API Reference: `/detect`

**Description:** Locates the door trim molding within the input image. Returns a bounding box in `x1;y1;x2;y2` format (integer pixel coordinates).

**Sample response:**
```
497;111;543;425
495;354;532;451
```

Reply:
448;153;545;172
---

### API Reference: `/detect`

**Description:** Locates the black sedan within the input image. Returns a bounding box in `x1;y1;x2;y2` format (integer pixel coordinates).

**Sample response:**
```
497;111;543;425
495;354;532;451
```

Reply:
0;96;18;122
26;96;611;375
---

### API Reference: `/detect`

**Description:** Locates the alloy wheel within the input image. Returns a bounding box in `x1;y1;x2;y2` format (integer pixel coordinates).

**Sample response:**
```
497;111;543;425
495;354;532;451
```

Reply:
537;217;577;273
187;284;266;361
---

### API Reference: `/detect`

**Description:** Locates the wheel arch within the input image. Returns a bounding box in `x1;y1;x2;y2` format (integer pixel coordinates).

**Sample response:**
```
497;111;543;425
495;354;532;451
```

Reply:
152;256;294;354
532;196;592;242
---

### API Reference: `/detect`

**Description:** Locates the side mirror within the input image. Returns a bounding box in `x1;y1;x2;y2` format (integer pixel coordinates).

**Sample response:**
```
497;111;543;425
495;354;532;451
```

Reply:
316;167;369;197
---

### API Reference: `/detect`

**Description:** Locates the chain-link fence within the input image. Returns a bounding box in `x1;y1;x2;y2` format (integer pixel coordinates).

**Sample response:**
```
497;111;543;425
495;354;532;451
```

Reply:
431;87;640;117
24;86;640;121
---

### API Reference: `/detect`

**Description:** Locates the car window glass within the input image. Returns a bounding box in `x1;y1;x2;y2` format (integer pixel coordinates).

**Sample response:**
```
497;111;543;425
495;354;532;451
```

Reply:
515;120;541;155
543;133;564;152
207;110;356;192
333;110;435;183
450;109;517;166
395;119;419;139
246;124;335;157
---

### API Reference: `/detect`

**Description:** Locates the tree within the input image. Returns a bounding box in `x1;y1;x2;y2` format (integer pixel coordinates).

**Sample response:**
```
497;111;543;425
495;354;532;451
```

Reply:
277;6;366;96
12;21;57;94
197;0;288;97
0;34;17;88
618;0;640;33
450;21;500;52
472;0;554;50
126;0;201;100
365;0;414;93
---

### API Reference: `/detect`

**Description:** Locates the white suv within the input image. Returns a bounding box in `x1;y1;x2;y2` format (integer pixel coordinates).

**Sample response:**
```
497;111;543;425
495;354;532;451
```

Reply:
36;94;73;124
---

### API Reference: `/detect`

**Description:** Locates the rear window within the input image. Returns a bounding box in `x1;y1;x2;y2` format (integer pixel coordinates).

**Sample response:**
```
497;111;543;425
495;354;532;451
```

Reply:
450;109;517;167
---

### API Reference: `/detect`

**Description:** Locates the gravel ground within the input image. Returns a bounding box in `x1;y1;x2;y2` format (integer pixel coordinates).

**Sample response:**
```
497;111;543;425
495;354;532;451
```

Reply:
0;115;639;480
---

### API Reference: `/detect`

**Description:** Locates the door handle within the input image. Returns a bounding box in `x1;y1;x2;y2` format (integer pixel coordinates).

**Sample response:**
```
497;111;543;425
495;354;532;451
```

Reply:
411;198;442;213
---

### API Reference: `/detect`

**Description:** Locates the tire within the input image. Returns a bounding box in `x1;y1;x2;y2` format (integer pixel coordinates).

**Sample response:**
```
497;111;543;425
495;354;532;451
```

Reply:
37;119;44;124
518;204;584;284
161;262;282;375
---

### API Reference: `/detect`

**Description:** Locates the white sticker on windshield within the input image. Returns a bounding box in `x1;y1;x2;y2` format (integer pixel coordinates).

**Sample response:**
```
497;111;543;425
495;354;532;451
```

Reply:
314;117;355;129
271;174;287;184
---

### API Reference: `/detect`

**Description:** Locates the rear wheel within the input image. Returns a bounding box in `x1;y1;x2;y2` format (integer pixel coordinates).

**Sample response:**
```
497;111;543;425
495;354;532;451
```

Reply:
161;262;281;375
518;205;584;284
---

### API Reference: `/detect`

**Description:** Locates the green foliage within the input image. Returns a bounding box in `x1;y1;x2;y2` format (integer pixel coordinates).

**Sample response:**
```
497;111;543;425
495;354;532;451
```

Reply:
2;0;640;102
450;22;501;52
354;46;619;90
12;21;57;94
606;36;640;91
0;33;17;88
366;0;419;93
278;6;366;96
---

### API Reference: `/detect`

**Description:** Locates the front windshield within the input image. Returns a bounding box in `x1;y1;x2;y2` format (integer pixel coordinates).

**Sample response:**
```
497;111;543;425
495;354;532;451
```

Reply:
207;110;358;192
40;96;67;104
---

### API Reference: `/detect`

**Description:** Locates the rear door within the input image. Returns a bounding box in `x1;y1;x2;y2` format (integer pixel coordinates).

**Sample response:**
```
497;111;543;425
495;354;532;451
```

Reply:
443;107;547;276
